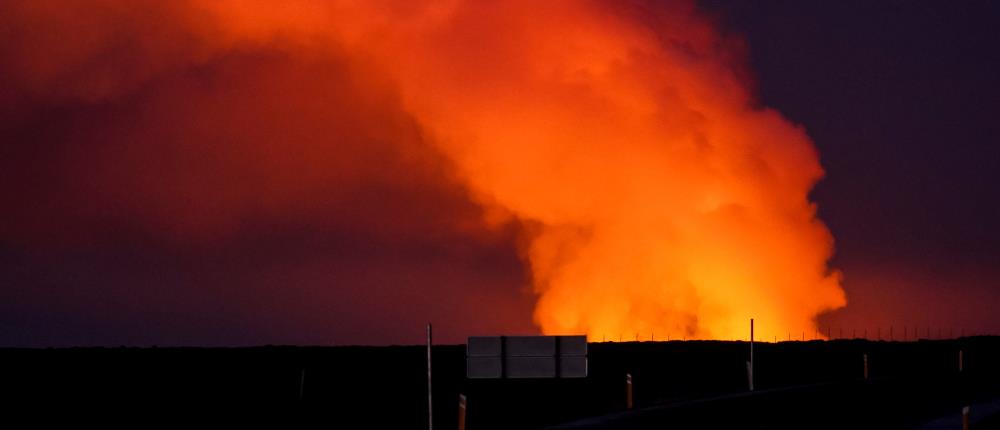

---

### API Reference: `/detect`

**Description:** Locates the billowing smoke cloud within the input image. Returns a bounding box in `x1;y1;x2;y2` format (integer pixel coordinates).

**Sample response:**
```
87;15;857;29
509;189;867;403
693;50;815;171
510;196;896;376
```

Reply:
0;0;844;344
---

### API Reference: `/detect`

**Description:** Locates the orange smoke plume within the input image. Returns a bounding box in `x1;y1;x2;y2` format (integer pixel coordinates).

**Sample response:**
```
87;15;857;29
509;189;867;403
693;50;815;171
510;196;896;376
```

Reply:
3;0;845;341
254;0;845;341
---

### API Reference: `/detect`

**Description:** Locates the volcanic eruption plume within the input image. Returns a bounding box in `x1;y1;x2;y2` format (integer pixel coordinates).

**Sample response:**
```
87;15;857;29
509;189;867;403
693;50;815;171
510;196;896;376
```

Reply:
1;0;844;342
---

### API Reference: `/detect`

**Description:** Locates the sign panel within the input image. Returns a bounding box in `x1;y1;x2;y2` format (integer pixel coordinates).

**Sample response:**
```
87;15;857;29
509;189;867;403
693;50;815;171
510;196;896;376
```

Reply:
466;335;587;379
467;337;502;357
505;336;555;357
466;357;502;379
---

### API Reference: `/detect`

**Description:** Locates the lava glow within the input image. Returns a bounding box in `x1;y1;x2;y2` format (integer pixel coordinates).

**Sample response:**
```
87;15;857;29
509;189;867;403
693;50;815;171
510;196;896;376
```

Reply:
3;0;846;341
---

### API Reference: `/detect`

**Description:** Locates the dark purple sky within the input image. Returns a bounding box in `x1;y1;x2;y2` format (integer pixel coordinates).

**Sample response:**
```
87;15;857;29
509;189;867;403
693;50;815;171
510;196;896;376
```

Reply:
2;1;999;346
702;0;1000;335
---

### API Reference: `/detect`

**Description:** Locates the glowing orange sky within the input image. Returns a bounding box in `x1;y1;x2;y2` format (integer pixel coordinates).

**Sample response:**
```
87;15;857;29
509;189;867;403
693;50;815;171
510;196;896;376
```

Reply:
0;0;853;343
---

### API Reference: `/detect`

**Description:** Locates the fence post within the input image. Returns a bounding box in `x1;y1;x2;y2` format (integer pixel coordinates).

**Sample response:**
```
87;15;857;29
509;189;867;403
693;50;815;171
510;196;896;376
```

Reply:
863;354;869;381
626;373;634;409
458;394;467;430
299;369;306;400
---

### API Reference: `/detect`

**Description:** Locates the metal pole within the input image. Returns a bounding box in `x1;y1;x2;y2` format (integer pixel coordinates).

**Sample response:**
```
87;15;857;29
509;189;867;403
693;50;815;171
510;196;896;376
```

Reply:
749;318;754;391
427;323;433;430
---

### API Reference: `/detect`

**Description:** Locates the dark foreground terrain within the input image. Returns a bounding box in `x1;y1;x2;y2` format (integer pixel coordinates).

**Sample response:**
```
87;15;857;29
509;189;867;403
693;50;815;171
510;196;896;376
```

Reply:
3;337;1000;429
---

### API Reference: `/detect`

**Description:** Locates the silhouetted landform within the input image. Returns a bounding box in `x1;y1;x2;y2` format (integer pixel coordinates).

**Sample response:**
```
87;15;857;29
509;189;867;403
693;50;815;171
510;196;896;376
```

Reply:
3;338;1000;428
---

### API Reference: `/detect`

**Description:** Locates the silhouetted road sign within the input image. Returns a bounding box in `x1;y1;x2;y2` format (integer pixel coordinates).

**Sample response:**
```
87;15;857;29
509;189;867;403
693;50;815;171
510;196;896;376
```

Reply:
467;335;587;379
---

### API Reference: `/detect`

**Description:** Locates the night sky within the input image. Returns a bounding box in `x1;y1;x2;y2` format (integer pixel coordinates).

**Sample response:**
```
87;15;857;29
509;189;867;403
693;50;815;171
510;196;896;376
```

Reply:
1;1;998;346
706;0;1000;336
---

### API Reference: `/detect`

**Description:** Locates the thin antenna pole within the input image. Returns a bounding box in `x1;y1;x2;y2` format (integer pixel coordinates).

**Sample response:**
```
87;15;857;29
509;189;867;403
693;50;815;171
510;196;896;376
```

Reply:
427;323;433;430
749;318;754;391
